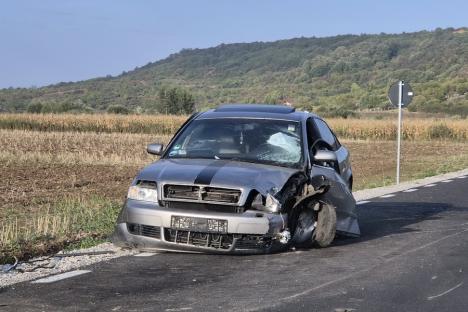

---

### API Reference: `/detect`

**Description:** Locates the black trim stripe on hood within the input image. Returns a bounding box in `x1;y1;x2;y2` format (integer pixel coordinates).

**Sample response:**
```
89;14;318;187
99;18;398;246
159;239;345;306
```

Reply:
194;160;229;185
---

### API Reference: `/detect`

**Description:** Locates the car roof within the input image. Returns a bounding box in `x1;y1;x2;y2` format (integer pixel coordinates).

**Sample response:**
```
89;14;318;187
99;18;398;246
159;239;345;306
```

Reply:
196;104;317;122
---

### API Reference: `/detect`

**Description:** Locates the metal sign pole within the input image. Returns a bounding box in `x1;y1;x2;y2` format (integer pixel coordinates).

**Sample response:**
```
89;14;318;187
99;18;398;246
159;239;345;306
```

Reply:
388;80;412;186
396;81;403;185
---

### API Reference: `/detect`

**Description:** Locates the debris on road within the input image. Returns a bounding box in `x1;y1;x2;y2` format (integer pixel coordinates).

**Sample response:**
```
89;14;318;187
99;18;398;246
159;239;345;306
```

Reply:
1;257;18;273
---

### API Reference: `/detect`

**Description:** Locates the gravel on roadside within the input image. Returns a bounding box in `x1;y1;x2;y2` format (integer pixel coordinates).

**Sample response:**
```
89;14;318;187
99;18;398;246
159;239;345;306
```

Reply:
0;242;137;288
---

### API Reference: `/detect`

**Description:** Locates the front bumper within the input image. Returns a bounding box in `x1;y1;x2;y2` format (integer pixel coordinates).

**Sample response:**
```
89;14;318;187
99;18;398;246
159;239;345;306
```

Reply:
111;199;287;254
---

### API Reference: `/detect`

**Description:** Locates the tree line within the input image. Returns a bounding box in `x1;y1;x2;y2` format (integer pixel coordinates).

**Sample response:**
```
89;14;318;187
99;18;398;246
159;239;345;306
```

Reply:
24;86;195;115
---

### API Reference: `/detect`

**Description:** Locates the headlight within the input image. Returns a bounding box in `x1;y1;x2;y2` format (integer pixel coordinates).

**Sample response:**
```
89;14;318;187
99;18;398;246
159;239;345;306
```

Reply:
127;185;158;203
251;193;281;213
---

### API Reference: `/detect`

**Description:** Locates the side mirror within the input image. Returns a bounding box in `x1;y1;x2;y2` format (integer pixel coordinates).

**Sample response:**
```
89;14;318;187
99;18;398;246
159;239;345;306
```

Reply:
314;150;337;163
147;143;164;156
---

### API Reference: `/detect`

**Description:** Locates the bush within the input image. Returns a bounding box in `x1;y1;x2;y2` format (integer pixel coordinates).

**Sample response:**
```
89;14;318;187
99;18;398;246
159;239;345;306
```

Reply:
427;123;454;139
26;102;43;113
107;105;130;114
158;86;195;114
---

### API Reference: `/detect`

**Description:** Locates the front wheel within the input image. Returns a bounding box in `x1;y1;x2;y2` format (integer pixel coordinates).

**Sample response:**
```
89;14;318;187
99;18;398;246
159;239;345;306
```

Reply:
290;201;336;248
313;202;336;248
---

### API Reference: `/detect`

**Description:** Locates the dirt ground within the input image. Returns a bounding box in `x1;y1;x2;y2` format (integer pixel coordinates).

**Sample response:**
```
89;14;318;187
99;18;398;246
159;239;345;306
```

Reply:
0;163;139;219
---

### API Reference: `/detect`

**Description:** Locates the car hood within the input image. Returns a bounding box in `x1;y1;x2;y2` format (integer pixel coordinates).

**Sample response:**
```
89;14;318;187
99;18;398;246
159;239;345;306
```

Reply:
136;158;300;196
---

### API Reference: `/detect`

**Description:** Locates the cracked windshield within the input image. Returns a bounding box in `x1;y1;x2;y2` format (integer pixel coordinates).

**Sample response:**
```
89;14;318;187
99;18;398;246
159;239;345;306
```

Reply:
167;118;303;167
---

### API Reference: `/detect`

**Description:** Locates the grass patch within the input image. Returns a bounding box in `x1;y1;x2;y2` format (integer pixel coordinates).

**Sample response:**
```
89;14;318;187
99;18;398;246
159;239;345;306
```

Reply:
63;237;107;251
0;196;120;264
354;154;468;190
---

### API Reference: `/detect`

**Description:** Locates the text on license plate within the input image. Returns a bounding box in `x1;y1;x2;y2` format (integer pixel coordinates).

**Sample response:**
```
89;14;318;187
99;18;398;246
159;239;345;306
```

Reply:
171;216;228;233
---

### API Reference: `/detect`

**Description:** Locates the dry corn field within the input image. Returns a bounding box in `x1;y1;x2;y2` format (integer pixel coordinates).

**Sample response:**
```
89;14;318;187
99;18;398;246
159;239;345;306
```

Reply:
0;113;186;135
0;113;467;140
1;113;467;262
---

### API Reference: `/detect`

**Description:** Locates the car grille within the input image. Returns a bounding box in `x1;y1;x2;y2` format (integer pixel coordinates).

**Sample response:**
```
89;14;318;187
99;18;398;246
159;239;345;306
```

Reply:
235;235;270;250
127;223;161;239
164;229;270;251
163;184;241;204
164;229;233;249
163;201;244;214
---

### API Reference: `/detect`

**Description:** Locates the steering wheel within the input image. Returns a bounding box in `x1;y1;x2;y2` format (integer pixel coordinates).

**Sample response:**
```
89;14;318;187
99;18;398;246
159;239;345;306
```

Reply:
309;138;332;155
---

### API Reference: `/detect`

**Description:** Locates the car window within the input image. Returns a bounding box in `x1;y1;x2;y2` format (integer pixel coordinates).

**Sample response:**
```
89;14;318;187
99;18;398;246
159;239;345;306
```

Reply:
314;118;339;150
306;118;319;149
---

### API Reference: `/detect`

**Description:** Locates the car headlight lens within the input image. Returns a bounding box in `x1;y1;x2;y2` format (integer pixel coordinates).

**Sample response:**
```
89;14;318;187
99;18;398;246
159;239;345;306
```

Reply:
127;185;158;203
251;193;281;213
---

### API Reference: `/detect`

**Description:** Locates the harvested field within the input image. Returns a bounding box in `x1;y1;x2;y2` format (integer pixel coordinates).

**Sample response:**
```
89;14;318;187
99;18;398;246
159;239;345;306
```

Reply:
0;129;170;166
348;140;468;188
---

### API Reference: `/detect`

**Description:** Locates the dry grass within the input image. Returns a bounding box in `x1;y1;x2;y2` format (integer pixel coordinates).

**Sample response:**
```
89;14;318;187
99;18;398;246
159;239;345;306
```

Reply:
1;196;121;262
0;113;467;140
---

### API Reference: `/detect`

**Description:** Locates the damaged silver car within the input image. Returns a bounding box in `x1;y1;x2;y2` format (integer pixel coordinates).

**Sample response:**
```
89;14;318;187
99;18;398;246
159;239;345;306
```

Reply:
112;104;359;254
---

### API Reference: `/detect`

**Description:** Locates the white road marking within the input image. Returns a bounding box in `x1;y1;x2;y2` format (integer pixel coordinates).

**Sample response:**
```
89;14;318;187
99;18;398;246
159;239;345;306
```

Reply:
424;184;436;187
380;194;395;198
456;176;466;179
427;282;463;300
442;180;453;183
356;201;370;205
365;217;419;223
403;189;417;192
165;308;193;312
31;270;91;284
135;252;158;257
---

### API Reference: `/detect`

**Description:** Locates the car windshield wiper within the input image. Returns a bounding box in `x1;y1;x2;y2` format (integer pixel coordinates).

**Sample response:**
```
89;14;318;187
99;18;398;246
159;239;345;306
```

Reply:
224;157;259;164
223;157;291;167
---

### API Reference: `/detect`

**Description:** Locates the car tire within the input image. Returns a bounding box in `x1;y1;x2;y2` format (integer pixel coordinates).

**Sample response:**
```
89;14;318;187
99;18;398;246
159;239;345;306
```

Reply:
313;202;336;248
290;205;316;248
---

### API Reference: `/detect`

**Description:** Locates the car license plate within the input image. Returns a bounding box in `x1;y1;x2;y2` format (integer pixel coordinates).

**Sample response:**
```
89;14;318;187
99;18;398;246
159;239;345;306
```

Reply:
171;216;228;233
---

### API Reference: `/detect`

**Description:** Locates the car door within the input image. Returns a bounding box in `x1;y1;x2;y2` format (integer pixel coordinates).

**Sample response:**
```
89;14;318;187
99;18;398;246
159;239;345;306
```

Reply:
306;117;358;235
309;118;352;186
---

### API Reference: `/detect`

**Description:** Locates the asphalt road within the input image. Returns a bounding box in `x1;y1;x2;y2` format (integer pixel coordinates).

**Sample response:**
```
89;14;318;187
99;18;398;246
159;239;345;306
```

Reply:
1;176;467;312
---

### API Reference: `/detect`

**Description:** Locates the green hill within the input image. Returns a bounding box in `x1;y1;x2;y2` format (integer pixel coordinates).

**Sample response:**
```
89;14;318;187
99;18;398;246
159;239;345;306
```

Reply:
1;27;467;116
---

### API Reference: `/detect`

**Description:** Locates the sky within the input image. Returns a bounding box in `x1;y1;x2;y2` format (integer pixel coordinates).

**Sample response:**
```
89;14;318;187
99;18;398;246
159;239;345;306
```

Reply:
1;0;467;88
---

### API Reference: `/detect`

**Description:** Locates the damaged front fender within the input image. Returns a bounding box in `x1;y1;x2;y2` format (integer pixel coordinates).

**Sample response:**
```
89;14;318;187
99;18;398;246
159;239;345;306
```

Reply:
274;165;360;239
308;165;360;237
